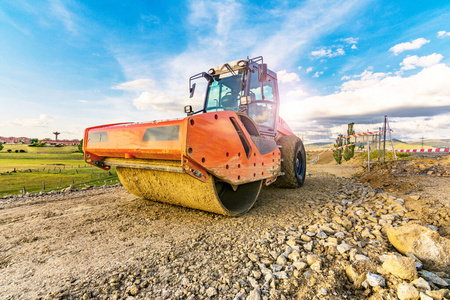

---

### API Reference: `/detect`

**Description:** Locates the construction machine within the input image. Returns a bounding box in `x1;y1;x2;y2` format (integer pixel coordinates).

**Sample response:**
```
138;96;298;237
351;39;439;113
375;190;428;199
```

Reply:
83;56;306;216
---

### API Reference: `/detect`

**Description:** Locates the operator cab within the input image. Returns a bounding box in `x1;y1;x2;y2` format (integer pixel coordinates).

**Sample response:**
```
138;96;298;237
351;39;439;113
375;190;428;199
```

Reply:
188;57;279;137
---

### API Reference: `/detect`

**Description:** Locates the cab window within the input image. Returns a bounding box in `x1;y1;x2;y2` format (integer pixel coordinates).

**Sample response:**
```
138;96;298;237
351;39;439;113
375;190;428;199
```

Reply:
247;72;277;130
248;71;275;102
205;70;245;112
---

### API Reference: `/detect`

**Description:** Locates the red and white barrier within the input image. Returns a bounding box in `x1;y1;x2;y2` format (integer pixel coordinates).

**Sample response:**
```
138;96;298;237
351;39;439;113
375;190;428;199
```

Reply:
395;148;450;153
307;143;355;153
339;130;387;140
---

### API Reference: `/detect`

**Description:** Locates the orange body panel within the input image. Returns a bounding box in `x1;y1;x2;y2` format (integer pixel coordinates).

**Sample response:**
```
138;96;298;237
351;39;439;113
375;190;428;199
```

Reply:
185;112;281;185
84;119;186;163
84;111;282;185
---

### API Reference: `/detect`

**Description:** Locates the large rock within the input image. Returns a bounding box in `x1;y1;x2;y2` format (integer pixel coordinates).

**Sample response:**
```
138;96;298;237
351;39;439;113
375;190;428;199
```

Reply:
366;272;386;287
246;289;261;300
419;270;449;287
397;283;419;300
387;224;450;272
382;254;418;280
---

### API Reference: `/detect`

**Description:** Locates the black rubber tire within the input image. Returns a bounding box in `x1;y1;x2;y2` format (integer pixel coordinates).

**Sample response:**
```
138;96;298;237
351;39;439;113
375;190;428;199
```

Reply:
275;135;306;188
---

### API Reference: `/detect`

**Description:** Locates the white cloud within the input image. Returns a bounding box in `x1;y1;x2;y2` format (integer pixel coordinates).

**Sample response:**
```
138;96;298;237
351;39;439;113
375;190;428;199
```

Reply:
437;31;450;37
340;69;391;91
351;44;357;50
78;100;88;103
311;49;331;58
132;91;178;111
282;63;450;126
388;114;450;140
312;71;323;78
340;37;359;44
306;67;313;73
287;88;308;98
277;70;300;83
311;48;345;58
400;53;443;70
2;114;54;128
336;48;345;56
48;0;78;34
389;38;430;55
112;79;155;91
297;66;302;70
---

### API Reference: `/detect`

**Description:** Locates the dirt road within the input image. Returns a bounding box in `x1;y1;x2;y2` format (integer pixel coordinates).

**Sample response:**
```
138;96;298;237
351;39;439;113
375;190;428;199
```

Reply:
1;155;449;299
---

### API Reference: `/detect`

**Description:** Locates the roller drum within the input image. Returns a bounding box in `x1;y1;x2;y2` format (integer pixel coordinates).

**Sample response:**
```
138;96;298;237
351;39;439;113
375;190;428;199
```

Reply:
116;167;262;216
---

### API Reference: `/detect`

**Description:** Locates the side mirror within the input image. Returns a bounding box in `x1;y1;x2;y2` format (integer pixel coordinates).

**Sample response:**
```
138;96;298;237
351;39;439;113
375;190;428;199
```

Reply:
189;83;196;98
258;63;267;82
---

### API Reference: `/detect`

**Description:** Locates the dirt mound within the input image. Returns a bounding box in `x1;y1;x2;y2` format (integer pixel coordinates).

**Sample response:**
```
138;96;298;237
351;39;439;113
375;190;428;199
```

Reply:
358;156;450;193
358;171;418;193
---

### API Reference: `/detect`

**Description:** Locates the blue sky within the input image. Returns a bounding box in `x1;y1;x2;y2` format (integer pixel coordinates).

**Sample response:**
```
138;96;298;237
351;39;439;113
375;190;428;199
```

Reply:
1;0;450;144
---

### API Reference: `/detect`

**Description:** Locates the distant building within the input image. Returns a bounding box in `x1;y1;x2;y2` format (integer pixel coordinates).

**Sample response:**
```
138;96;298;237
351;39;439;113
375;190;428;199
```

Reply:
0;136;31;144
0;136;79;145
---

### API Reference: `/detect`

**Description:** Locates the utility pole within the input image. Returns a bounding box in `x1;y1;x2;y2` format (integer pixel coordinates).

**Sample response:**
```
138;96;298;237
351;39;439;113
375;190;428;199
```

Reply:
378;127;382;161
387;117;397;160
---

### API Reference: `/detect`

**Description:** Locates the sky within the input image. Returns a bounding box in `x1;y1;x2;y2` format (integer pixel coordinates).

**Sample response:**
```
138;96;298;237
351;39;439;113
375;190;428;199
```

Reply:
1;0;450;145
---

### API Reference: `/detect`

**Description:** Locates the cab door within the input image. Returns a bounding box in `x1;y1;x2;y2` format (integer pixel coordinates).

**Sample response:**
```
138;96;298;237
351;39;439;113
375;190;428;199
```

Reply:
247;70;279;136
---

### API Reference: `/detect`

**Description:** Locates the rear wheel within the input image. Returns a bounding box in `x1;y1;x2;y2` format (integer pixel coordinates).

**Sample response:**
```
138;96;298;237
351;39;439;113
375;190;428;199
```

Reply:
275;135;306;188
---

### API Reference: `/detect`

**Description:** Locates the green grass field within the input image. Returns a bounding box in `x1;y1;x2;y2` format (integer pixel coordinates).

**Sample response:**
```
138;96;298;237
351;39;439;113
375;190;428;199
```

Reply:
0;144;119;196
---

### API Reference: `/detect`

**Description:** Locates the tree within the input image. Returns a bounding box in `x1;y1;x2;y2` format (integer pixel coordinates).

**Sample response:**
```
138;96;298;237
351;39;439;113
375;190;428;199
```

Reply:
0;142;3;151
78;139;84;153
333;134;343;164
343;122;356;161
30;138;38;144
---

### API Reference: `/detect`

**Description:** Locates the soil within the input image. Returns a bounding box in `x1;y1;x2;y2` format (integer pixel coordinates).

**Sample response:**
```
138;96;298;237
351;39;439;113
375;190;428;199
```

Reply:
0;152;449;299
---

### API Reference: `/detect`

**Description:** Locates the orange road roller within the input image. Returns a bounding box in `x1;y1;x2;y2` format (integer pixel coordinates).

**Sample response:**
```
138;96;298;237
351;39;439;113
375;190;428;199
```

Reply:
83;56;306;216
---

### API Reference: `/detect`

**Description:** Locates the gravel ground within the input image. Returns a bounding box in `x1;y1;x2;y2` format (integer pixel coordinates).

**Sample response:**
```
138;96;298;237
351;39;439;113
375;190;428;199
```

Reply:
0;156;449;299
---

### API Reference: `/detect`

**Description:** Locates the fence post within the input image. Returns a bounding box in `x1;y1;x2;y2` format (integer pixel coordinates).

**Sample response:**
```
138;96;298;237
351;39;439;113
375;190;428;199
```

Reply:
72;177;75;184
42;182;45;191
23;186;26;194
59;178;62;187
